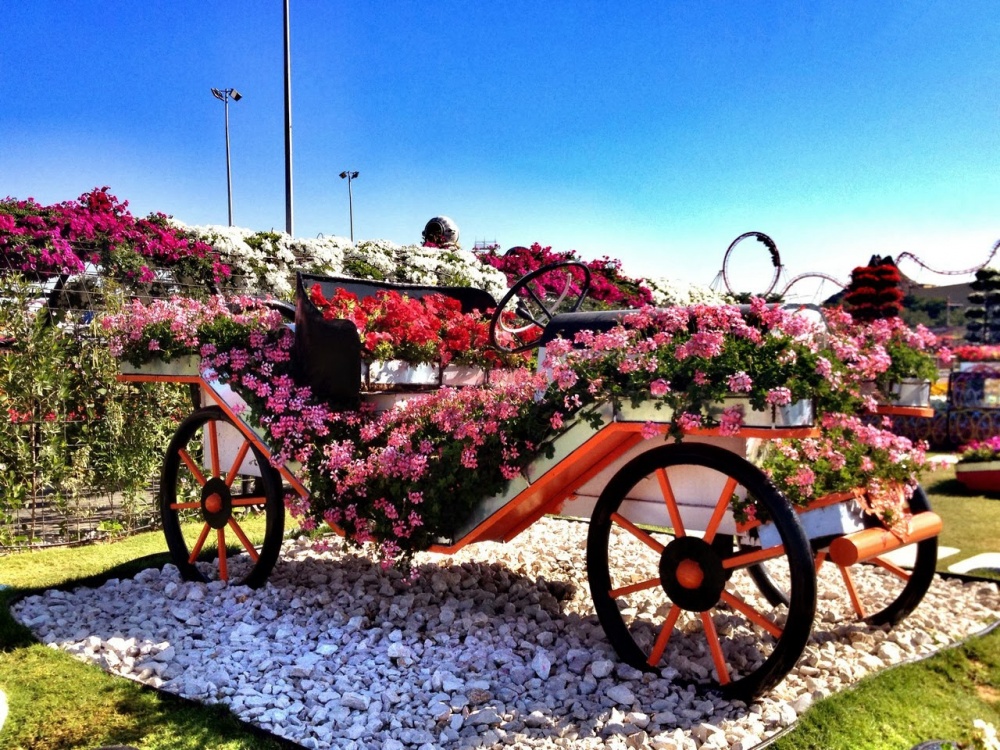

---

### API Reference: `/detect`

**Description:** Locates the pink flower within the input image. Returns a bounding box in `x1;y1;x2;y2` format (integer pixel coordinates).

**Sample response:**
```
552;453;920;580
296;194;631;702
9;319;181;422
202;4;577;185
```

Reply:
766;387;793;406
727;371;753;393
676;412;702;432
641;421;661;440
649;378;670;397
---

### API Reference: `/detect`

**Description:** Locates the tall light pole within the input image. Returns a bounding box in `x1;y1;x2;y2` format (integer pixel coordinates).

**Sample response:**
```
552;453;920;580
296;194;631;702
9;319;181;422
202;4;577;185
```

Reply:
210;87;242;226
283;0;294;235
339;171;359;242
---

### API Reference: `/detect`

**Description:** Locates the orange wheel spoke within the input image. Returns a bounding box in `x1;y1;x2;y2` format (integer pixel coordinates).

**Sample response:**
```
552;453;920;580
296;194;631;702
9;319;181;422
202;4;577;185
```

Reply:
721;590;783;638
722;544;786;570
703;476;738;544
207;420;221;477
656;468;686;536
188;523;211;563
169;501;201;511
178;449;207;486
648;604;682;666
700;612;730;685
838;564;866;618
815;550;828;573
228;518;260;561
217;528;228;581
225;440;252;487
870;555;911;581
611;512;665;554
231;496;267;507
609;577;662;598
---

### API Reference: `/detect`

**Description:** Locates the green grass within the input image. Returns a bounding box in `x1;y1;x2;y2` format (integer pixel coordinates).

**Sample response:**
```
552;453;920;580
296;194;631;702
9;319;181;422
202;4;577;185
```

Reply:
0;517;295;750
772;624;1000;750
924;466;1000;572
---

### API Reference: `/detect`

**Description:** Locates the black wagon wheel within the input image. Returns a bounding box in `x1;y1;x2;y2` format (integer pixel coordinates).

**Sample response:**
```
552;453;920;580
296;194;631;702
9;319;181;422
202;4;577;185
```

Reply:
160;406;285;588
488;261;591;353
746;486;937;627
587;442;816;700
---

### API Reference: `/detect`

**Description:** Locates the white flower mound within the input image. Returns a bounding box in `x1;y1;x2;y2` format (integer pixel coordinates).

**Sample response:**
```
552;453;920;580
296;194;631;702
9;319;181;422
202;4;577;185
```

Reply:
169;222;511;302
645;276;724;307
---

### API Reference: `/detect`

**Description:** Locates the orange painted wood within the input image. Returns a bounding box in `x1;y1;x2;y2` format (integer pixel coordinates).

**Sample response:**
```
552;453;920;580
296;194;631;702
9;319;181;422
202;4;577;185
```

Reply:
828;511;943;566
648;604;682;666
874;405;934;418
117;373;202;384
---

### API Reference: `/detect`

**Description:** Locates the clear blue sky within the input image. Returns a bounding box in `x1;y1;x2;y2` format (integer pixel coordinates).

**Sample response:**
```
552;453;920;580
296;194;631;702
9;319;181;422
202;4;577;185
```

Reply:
2;2;999;295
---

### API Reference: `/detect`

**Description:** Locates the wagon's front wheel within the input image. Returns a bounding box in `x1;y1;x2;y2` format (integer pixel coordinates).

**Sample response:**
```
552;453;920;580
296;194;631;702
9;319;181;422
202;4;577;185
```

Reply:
160;407;285;588
587;442;816;699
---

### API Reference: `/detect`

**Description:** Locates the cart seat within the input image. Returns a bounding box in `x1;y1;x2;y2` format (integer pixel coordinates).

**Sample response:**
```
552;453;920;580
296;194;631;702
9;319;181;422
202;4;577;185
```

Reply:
293;272;497;407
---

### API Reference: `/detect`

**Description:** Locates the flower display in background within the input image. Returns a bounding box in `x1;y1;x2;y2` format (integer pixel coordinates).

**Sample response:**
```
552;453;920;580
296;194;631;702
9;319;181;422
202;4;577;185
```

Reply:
957;435;1000;464
476;243;655;309
0;188;229;288
843;256;904;322
951;344;1000;362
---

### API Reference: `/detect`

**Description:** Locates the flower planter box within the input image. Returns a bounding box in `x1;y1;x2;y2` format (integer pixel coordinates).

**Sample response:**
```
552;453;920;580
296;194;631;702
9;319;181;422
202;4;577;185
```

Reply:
440;365;487;387
615;397;813;429
756;492;867;548
889;379;931;408
365;360;441;390
119;355;200;378
711;397;814;428
955;461;1000;493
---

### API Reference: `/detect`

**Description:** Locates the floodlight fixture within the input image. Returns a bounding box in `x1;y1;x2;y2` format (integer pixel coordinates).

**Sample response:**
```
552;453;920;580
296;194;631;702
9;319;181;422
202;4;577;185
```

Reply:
210;87;243;226
339;170;360;242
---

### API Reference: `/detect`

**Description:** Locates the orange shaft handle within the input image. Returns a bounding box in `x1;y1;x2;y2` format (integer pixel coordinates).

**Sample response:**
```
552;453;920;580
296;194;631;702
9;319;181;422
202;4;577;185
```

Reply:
828;511;942;566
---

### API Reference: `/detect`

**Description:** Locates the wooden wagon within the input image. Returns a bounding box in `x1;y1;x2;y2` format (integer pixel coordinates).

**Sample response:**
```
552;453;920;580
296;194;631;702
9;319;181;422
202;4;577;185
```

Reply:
118;262;942;699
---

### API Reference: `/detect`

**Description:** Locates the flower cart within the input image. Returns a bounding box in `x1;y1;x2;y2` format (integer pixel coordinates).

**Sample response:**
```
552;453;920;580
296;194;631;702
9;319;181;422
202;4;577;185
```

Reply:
113;263;942;700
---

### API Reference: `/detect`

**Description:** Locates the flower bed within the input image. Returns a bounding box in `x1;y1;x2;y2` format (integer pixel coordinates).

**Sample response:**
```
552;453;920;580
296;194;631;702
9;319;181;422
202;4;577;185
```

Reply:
955;436;1000;493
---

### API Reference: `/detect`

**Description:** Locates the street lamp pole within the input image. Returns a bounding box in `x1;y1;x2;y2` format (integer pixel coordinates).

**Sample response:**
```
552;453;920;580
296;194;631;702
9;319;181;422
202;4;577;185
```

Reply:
339;171;359;242
211;87;242;226
283;0;294;235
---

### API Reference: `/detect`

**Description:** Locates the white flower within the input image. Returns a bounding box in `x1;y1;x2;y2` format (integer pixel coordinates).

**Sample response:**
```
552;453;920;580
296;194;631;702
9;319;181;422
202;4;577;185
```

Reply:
645;276;723;306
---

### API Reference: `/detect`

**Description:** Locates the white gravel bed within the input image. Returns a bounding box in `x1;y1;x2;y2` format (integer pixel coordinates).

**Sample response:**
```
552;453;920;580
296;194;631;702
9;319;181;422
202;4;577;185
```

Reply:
12;517;1000;750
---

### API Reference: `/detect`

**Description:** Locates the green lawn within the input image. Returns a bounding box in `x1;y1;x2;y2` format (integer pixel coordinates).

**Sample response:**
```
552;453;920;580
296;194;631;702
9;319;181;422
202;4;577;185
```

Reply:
0;473;998;749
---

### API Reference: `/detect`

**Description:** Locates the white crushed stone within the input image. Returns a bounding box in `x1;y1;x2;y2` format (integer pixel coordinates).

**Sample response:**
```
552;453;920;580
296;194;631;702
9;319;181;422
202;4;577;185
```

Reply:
12;517;1000;750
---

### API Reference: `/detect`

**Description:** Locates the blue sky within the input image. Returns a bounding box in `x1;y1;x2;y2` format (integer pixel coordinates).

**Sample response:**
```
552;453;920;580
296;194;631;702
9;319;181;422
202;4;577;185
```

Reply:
3;2;999;296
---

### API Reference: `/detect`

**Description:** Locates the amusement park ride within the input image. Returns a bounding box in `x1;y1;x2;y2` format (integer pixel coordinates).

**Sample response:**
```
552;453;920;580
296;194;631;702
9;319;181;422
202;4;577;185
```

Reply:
711;230;1000;304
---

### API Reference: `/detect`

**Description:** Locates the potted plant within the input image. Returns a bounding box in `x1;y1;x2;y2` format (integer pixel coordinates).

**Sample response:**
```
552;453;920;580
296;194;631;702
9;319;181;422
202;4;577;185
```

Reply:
955;436;1000;493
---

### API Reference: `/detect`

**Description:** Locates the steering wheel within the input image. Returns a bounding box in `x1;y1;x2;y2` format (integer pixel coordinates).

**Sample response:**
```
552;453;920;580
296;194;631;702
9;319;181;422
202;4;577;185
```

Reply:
489;261;591;353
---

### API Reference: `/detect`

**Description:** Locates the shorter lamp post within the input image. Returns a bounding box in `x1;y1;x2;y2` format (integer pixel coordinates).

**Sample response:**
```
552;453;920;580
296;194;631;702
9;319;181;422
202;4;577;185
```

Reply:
211;87;242;226
339;170;359;242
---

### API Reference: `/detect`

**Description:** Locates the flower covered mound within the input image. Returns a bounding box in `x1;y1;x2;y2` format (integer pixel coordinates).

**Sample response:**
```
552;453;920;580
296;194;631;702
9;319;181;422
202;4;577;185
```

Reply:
1;188;229;286
102;291;941;566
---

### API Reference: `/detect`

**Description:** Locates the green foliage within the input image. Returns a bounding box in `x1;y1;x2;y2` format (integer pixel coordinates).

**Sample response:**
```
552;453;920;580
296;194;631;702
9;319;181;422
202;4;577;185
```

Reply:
0;275;187;545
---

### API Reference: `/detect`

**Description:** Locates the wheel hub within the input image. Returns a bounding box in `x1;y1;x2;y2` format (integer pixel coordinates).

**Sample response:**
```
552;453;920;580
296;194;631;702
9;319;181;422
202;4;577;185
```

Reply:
660;536;727;612
201;477;233;529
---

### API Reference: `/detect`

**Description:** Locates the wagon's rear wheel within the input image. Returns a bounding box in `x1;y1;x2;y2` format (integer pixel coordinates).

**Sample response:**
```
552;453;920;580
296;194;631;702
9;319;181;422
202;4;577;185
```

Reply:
160;407;285;588
746;486;938;627
587;442;816;700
